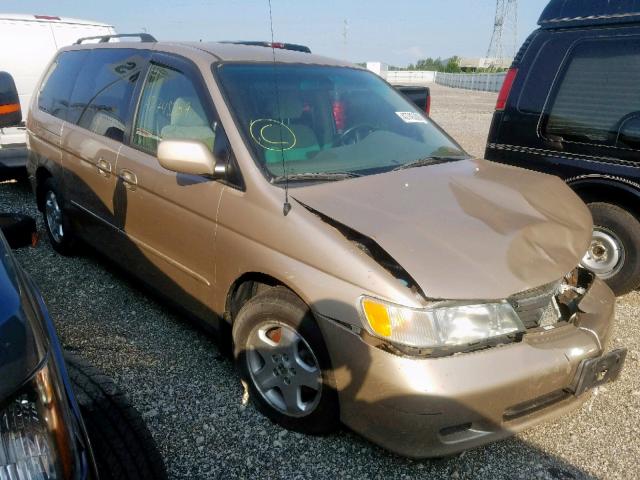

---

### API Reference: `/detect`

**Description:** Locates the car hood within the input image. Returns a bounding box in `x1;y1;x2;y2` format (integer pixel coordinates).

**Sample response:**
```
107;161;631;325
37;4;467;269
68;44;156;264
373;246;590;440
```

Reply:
291;159;592;300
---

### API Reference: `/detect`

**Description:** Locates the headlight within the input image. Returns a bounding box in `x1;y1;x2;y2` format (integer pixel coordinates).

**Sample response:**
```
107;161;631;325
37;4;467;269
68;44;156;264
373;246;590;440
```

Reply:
0;362;79;480
360;297;525;349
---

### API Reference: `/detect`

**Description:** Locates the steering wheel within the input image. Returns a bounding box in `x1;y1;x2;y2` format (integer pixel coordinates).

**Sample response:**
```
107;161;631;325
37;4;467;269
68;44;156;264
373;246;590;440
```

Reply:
338;124;377;145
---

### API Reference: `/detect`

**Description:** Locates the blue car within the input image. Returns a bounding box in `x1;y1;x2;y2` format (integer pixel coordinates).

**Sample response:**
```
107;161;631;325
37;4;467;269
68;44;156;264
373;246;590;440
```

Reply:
0;215;166;480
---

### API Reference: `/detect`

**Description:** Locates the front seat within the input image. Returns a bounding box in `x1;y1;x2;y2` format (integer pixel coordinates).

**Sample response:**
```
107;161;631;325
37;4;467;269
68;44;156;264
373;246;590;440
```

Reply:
160;97;216;150
263;95;320;165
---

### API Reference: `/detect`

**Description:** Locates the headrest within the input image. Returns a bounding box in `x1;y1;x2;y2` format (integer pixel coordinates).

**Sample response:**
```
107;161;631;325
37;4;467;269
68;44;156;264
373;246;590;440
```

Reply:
171;97;207;127
266;94;305;119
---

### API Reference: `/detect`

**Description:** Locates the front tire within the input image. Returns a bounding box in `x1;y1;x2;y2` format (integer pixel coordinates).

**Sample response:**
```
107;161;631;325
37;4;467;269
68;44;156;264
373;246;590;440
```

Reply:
233;287;339;434
582;202;640;296
64;353;168;480
42;178;77;255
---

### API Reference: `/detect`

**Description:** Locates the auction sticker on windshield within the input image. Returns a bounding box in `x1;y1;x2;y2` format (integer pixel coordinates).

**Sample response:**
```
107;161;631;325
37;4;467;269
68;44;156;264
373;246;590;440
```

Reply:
395;111;428;123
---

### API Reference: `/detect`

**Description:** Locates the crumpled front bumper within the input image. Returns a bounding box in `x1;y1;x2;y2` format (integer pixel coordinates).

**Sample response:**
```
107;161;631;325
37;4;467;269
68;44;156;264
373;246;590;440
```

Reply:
318;277;618;458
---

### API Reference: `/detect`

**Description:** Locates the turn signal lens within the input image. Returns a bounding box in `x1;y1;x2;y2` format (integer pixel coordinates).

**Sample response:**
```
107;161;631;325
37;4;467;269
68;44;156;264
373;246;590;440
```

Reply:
362;298;392;337
0;103;21;115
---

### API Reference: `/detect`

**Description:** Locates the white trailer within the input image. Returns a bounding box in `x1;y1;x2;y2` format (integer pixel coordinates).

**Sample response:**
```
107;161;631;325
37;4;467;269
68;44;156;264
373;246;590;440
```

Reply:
0;14;115;170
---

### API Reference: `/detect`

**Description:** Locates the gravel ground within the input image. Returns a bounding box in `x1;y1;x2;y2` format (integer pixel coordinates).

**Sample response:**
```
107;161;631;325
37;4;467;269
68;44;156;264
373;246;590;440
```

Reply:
1;84;639;479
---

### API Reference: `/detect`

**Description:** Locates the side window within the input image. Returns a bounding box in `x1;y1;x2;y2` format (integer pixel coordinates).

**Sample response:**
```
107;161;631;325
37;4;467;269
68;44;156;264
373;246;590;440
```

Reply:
68;49;145;142
133;64;215;155
545;38;640;149
38;50;87;120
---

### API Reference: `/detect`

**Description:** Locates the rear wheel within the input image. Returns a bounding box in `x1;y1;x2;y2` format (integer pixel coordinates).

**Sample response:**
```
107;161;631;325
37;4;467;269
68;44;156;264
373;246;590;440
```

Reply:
233;287;339;434
42;178;76;255
64;353;168;480
582;202;640;296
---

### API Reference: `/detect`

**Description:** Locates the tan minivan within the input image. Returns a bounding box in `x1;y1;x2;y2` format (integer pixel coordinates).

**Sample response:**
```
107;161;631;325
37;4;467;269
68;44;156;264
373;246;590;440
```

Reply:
26;36;626;457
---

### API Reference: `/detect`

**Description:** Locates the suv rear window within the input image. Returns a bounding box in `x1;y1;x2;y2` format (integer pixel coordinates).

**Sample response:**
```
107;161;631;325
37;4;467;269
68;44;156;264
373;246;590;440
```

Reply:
545;37;640;148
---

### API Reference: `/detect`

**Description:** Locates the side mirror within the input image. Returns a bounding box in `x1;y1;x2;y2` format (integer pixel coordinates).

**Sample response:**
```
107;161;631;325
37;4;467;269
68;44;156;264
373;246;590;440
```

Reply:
157;139;225;177
0;72;22;128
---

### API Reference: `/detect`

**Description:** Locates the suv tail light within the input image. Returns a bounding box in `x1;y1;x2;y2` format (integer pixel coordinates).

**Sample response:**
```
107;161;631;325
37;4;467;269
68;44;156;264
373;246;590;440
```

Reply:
425;94;431;116
495;67;518;111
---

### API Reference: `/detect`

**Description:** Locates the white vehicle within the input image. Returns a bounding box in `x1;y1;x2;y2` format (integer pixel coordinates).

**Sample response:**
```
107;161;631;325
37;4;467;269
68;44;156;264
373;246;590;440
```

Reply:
0;14;115;172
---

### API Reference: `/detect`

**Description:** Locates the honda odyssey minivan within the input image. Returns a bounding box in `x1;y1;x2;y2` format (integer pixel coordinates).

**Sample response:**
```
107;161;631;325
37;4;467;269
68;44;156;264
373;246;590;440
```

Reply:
25;35;626;457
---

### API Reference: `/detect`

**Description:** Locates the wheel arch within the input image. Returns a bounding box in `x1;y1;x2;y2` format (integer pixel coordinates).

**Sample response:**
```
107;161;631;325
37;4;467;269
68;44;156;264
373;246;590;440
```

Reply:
567;175;640;220
224;271;313;325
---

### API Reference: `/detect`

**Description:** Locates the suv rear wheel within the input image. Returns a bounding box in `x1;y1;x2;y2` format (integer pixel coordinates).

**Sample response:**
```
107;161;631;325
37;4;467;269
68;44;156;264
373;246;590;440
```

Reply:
582;202;640;296
232;287;339;434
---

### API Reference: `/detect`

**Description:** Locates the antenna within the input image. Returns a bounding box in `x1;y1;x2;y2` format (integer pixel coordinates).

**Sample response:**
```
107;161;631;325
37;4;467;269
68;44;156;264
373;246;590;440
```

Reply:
267;0;291;216
342;18;349;59
486;0;518;70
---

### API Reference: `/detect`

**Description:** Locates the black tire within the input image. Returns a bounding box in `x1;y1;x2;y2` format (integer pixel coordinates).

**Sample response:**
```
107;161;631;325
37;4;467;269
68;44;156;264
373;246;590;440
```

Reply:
233;287;339;434
41;178;77;255
587;202;640;296
0;213;36;248
63;353;168;480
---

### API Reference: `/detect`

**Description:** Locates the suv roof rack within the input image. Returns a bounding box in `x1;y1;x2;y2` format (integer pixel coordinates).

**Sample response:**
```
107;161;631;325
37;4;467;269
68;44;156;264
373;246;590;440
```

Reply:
220;41;311;53
74;33;157;45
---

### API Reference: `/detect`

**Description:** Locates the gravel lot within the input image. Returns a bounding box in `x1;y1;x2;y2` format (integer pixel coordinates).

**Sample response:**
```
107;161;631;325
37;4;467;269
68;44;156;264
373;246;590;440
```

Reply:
2;84;639;479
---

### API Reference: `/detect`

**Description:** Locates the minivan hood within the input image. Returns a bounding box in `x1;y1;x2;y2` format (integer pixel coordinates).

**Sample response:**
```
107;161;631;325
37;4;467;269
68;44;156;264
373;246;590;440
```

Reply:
291;159;592;300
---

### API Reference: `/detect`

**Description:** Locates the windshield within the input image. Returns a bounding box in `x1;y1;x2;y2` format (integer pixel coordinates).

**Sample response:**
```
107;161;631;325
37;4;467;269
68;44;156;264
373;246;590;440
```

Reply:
215;64;467;182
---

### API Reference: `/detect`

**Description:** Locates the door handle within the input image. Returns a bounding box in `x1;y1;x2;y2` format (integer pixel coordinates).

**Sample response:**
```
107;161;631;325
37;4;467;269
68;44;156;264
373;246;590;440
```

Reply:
96;158;112;177
120;169;138;191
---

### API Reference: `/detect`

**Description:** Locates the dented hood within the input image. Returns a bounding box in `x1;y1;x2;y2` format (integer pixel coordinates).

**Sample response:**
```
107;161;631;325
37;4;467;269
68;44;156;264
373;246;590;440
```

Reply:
291;159;592;300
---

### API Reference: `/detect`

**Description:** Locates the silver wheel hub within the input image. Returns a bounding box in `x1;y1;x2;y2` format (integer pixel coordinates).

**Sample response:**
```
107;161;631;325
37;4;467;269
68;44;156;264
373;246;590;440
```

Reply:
45;190;64;244
581;228;624;278
246;322;322;417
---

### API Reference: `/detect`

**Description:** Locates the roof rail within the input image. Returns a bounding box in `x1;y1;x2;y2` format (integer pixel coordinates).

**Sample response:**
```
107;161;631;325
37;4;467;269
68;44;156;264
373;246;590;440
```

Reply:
74;33;157;45
220;41;311;53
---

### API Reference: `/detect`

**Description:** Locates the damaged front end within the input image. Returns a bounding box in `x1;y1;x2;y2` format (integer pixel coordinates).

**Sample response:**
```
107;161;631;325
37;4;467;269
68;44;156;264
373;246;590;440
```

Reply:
358;266;605;360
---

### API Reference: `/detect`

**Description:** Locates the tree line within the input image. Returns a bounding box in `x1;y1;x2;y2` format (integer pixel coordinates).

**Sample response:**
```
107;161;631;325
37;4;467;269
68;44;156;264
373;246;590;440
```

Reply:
390;56;462;73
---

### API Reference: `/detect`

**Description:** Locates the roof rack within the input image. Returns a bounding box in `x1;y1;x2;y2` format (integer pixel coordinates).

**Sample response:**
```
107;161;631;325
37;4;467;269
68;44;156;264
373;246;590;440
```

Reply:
220;41;311;53
74;33;157;45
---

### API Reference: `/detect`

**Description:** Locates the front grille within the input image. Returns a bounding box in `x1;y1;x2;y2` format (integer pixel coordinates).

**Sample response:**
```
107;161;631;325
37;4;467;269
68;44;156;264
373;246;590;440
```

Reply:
509;281;561;329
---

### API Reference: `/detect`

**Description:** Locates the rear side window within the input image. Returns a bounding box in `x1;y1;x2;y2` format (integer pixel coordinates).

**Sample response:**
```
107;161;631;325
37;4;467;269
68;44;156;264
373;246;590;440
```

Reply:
38;50;87;120
545;37;640;149
68;49;145;142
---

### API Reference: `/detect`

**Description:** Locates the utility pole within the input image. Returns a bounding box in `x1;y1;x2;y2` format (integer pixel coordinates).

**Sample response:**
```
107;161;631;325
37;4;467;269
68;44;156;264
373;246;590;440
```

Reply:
486;0;518;70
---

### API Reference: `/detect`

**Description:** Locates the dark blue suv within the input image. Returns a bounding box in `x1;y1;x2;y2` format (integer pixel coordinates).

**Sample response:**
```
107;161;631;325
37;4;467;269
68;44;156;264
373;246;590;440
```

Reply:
486;0;640;296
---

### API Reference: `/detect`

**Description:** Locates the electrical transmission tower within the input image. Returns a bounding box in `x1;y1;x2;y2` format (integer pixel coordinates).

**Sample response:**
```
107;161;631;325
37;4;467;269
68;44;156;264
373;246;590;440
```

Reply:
486;0;518;70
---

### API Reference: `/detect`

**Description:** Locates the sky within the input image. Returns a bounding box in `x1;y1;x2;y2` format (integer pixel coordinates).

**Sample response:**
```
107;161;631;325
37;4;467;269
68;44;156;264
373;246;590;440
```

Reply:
4;0;545;66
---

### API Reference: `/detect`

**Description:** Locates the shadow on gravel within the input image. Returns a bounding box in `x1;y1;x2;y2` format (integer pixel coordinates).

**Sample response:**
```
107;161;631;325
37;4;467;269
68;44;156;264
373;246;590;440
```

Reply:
2;174;599;479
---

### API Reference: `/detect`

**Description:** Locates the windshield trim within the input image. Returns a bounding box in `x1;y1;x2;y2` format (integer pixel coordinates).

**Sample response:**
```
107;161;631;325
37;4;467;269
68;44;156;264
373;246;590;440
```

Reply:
211;61;468;186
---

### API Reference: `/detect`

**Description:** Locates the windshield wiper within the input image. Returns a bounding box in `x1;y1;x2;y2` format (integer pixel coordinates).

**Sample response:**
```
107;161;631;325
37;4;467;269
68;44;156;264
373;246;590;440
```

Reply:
392;155;467;171
271;172;362;184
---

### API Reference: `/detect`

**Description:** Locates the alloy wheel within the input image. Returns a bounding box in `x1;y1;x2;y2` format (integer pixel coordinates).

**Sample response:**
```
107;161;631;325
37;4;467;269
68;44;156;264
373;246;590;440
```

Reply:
45;190;64;244
245;322;322;417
